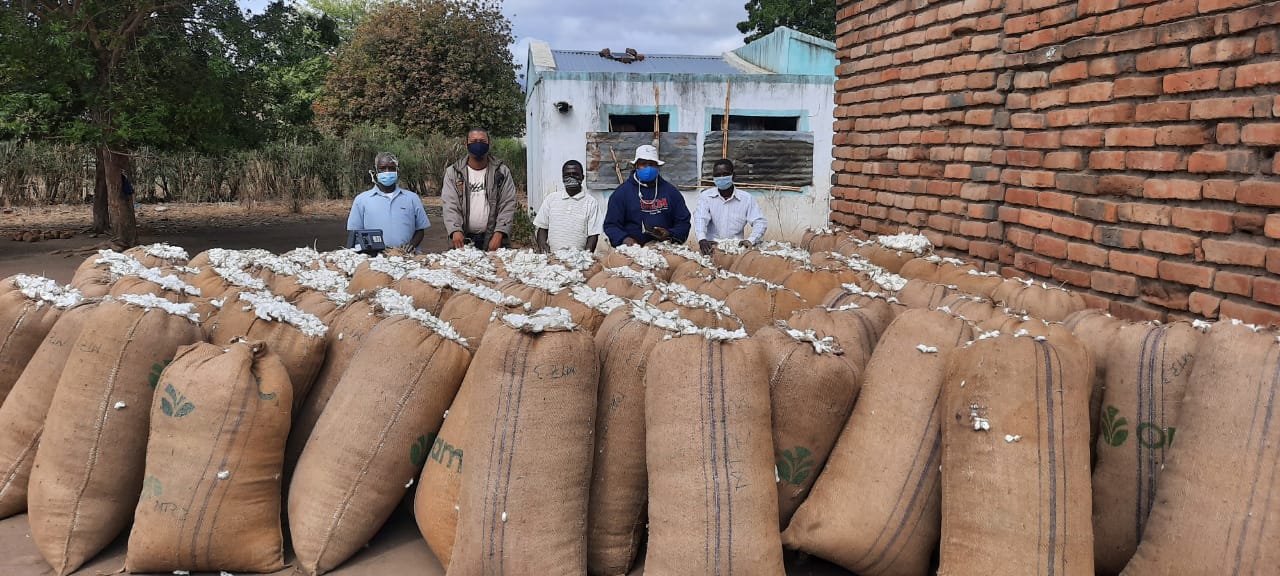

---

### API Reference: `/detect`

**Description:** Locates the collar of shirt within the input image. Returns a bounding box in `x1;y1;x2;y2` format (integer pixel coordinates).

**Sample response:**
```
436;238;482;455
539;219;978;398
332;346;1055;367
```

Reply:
556;184;587;201
702;187;740;203
370;187;401;199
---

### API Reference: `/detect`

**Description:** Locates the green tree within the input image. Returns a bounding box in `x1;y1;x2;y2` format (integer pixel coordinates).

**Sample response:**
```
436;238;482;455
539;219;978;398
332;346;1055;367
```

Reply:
247;2;342;140
737;0;836;43
0;0;263;243
314;0;524;138
300;0;381;41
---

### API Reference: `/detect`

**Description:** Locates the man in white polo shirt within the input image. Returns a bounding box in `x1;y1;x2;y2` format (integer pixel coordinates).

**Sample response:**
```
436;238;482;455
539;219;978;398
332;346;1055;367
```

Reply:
346;151;430;253
694;158;767;255
534;160;602;253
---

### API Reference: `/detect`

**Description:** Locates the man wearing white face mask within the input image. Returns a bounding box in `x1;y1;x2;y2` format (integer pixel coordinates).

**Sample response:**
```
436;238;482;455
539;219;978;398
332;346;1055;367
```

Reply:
534;160;602;253
694;158;767;255
346;151;431;253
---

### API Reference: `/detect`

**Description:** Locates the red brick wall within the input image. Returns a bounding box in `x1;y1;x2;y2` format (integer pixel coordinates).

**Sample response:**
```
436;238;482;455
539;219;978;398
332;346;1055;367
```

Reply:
830;0;1280;325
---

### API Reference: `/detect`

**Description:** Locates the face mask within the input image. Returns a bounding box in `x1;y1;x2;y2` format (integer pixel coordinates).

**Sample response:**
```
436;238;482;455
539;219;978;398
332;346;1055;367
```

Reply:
468;142;489;158
636;166;659;183
714;176;734;190
563;177;582;192
375;171;398;187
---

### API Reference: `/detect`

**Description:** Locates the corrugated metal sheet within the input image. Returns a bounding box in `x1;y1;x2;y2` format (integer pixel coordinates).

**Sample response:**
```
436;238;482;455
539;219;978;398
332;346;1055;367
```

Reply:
584;132;700;191
551;50;744;75
702;131;814;188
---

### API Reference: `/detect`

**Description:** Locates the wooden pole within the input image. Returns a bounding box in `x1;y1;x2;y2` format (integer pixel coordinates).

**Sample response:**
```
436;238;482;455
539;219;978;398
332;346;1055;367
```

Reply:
608;145;624;184
721;79;732;159
653;83;661;152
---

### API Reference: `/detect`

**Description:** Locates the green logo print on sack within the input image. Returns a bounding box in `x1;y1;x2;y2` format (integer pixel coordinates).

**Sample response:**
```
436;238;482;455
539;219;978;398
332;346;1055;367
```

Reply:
777;446;815;484
410;433;436;467
160;384;195;418
141;476;163;500
1102;405;1129;447
1102;405;1178;449
147;360;171;390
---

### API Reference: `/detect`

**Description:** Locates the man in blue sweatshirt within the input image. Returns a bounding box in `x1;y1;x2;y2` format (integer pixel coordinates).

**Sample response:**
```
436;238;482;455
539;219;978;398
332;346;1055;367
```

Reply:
603;144;692;247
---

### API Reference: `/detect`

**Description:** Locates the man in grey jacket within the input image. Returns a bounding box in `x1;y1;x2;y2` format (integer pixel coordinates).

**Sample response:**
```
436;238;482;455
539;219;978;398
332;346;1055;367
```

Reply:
441;127;518;251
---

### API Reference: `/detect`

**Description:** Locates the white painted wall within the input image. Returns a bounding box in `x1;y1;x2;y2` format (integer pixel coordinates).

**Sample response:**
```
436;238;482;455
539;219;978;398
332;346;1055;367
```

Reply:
526;74;833;245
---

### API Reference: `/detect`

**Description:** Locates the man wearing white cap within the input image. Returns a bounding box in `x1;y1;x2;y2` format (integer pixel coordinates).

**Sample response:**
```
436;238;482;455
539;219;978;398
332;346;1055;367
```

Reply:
603;144;691;247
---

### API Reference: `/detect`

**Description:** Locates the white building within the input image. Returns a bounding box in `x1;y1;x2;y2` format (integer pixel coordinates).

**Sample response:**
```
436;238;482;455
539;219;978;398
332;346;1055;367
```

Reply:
523;27;836;243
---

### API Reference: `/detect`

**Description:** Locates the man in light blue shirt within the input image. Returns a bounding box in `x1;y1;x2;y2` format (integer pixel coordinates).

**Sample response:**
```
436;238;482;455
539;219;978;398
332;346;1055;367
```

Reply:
694;159;768;255
347;151;430;252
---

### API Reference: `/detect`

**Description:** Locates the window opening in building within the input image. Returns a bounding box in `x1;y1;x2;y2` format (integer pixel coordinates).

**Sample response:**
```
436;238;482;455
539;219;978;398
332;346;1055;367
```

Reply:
608;114;670;133
710;114;800;131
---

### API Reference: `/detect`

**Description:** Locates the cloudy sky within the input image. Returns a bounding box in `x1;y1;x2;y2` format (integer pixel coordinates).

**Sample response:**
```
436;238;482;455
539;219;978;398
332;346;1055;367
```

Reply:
237;0;750;68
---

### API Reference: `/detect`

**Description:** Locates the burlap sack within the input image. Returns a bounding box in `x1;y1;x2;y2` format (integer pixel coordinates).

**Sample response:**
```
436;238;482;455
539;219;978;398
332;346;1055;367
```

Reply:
896;278;957;310
586;267;658;300
436;285;525;350
644;332;784;576
853;243;920;273
729;250;795;284
27;296;203;576
189;262;271;301
643;283;743;331
0;301;96;519
291;289;350;324
290;311;470;576
347;255;420;295
1064;308;1125;455
210;290;327;410
898;257;976;282
0;275;73;404
945;268;1005;299
1120;321;1280;575
723;279;807;334
284;295;384;474
937;333;1094;576
781;267;859;305
786;303;893;371
547;285;625;335
822;284;901;320
389;268;461;316
69;251;128;298
123;243;189;268
1091;322;1201;575
934;294;1000;324
107;271;218;323
757;325;861;528
414;371;473;569
783;308;972;576
992;280;1085;322
800;229;844;253
124;340;293;573
585;306;674;575
674;270;739;301
600;244;673;281
450;309;598;576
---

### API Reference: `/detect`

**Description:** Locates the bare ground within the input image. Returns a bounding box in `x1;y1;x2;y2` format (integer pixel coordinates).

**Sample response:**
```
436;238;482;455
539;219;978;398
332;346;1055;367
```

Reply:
0;200;452;283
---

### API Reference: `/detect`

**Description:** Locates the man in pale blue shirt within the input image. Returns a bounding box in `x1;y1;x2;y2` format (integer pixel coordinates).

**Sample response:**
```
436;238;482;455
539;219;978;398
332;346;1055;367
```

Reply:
694;159;768;255
347;151;430;253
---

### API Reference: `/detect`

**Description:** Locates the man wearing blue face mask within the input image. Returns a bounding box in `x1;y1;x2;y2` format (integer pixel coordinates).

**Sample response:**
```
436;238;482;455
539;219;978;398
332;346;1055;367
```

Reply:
603;144;691;247
694;158;767;255
346;151;431;253
442;127;518;251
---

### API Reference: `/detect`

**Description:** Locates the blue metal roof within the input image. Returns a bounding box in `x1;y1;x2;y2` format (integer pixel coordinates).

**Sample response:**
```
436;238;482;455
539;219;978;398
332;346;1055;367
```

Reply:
550;50;744;75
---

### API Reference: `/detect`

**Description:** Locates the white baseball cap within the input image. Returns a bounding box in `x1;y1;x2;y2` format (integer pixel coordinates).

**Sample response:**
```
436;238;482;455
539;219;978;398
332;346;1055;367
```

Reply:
631;144;665;166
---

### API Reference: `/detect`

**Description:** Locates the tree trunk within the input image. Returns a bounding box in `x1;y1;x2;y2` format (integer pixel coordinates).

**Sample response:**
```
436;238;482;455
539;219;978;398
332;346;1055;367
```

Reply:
103;147;137;247
92;147;110;233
